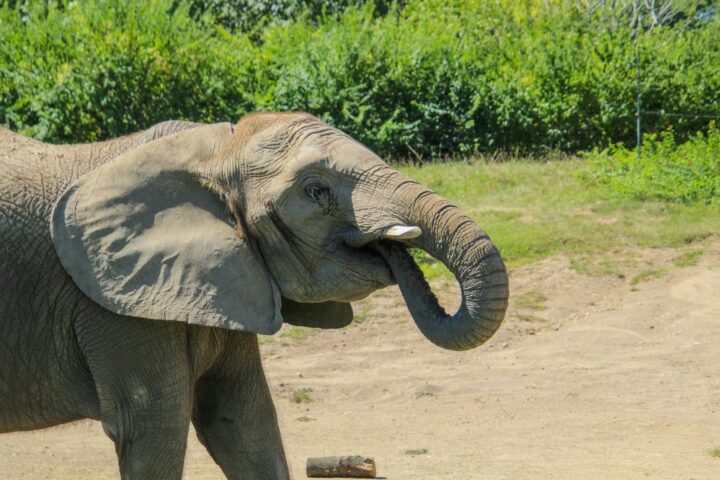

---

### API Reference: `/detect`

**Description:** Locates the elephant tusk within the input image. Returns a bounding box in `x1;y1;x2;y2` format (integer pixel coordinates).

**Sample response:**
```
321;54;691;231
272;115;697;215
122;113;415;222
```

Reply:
383;225;422;240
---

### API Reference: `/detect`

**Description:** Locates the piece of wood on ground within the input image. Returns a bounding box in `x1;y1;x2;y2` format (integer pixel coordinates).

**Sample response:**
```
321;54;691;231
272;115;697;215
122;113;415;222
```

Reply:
306;456;376;478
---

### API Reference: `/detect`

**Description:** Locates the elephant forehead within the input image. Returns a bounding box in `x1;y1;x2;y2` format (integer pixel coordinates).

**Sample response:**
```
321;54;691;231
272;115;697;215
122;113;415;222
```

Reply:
283;141;383;180
327;140;383;170
287;144;327;170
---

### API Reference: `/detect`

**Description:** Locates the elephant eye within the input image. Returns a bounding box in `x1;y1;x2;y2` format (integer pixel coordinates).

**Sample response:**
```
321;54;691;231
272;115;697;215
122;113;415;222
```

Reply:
303;183;335;214
304;183;327;202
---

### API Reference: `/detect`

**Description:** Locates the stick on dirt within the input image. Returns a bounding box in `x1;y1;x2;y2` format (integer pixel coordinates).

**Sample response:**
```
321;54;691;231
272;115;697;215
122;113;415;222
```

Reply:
306;456;376;478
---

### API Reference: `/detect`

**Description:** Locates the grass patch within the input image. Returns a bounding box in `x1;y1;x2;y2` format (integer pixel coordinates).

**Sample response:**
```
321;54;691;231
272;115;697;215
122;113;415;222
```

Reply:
630;269;668;286
399;159;720;274
673;250;704;268
280;326;314;341
513;313;547;323
409;249;452;280
404;448;429;456
291;388;314;404
257;335;275;345
514;290;548;311
350;302;372;325
570;257;626;278
709;447;720;458
296;416;316;422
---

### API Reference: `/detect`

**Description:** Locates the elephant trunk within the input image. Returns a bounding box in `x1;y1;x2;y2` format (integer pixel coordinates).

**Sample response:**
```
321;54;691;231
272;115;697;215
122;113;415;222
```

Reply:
371;173;509;351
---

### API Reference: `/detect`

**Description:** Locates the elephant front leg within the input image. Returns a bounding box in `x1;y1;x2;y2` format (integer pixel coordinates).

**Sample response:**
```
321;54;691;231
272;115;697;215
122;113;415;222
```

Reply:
78;316;195;480
192;335;290;480
101;400;190;479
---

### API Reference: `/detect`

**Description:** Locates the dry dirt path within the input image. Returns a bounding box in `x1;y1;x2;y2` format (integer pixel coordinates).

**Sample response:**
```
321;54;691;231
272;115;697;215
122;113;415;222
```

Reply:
1;241;719;479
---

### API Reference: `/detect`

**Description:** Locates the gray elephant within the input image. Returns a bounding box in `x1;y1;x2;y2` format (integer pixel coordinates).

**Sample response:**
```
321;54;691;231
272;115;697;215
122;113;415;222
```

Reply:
0;113;508;479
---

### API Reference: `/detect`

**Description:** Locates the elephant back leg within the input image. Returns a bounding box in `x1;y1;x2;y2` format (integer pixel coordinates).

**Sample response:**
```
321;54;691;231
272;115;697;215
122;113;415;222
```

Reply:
76;313;193;479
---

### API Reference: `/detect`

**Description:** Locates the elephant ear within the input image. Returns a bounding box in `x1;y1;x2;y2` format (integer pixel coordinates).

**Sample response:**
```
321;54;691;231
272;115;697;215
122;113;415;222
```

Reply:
51;123;283;334
281;299;353;329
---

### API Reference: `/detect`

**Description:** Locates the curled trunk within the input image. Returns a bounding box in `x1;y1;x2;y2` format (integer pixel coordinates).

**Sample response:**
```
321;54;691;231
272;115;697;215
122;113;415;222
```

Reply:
372;175;509;351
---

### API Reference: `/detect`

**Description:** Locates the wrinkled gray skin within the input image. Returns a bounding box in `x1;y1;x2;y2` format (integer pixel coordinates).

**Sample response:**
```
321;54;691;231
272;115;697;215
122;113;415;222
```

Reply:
0;113;508;479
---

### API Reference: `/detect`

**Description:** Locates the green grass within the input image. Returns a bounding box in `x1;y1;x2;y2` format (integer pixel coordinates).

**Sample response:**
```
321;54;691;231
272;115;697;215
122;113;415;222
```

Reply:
630;269;668;286
514;290;548;311
673;250;704;268
350;302;372;325
257;335;276;345
514;313;547;324
404;448;429;456
291;388;314;404
569;257;626;278
709;447;720;458
398;159;720;275
279;326;314;341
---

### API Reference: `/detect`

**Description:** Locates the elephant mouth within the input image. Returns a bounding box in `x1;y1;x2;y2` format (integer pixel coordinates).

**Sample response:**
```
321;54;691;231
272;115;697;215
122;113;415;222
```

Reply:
319;240;414;303
314;241;396;302
335;234;431;302
339;229;416;288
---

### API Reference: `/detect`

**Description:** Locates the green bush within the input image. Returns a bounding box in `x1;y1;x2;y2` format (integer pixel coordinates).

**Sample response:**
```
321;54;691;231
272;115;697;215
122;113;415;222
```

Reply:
187;0;400;33
586;123;720;203
0;0;256;142
1;0;718;158
252;0;720;157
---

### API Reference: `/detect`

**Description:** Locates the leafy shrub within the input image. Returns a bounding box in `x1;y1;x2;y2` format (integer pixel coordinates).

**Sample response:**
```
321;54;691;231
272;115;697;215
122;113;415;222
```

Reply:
252;0;720;158
0;0;256;142
187;0;400;32
586;123;720;202
1;0;718;158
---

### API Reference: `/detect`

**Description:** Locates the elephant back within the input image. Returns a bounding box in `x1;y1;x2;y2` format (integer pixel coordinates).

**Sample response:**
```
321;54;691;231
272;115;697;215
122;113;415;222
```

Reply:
0;121;204;220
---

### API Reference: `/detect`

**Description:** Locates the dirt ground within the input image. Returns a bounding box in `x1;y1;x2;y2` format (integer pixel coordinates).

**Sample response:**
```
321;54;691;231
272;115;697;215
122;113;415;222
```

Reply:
2;240;719;479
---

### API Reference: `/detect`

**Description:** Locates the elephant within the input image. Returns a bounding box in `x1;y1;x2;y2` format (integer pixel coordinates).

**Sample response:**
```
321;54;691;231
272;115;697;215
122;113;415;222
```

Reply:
0;112;509;479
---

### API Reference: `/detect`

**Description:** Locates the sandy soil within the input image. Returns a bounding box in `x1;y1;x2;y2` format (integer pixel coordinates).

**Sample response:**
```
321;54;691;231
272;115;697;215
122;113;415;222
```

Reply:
2;240;719;479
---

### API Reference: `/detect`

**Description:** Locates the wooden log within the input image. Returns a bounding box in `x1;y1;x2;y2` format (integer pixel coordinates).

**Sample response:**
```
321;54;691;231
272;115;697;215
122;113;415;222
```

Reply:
306;456;376;478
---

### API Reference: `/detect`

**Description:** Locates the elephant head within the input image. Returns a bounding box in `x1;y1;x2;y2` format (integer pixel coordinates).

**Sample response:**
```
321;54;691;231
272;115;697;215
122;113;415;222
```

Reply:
52;113;508;351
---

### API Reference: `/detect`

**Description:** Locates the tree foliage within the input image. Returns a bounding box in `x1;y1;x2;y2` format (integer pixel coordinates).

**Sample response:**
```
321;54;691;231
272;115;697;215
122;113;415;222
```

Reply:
0;0;717;158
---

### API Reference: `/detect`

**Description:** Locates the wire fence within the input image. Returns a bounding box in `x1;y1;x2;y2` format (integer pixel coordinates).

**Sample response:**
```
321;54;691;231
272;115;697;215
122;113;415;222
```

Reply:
634;101;719;160
634;5;719;160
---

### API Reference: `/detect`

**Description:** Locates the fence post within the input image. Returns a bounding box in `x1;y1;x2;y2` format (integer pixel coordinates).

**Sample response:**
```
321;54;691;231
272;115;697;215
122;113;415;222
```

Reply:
635;22;642;162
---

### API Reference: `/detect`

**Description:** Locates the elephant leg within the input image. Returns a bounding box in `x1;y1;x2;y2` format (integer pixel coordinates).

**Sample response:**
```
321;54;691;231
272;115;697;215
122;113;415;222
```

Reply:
100;402;190;479
192;334;290;480
77;314;193;479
